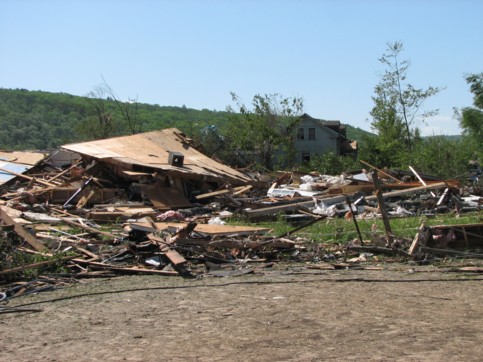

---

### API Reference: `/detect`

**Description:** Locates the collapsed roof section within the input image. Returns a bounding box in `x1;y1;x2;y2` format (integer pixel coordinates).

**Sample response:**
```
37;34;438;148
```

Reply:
0;151;47;185
61;128;251;185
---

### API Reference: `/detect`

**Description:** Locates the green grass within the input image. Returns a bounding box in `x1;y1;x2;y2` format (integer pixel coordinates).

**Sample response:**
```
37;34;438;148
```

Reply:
227;211;482;244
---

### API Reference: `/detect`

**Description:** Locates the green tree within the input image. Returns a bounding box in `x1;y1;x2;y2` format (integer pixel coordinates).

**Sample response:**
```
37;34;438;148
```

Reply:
370;42;441;164
411;136;474;179
457;73;483;148
225;93;304;170
305;151;360;175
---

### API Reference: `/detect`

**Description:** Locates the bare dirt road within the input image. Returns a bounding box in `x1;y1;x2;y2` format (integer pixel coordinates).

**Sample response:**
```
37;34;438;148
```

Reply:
1;264;482;361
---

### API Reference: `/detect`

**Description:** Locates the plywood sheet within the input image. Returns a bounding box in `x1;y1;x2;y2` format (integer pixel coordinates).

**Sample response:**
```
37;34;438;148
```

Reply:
62;128;251;185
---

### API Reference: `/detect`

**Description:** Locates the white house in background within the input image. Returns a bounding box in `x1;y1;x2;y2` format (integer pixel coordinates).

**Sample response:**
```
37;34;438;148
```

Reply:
293;113;357;163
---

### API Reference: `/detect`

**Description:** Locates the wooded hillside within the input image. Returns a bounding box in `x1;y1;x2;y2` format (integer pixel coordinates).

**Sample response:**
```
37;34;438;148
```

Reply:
0;88;371;151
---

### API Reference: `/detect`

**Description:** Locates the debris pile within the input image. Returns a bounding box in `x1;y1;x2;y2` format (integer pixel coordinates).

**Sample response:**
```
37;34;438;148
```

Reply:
0;130;482;301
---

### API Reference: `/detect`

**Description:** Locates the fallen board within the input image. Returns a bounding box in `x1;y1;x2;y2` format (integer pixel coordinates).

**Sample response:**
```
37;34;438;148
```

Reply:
130;221;270;236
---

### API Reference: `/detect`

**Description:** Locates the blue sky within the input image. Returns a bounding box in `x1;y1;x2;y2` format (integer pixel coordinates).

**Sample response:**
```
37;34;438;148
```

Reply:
1;0;482;135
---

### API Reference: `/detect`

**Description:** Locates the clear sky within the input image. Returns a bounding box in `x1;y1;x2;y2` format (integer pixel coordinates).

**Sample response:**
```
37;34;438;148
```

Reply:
1;0;482;136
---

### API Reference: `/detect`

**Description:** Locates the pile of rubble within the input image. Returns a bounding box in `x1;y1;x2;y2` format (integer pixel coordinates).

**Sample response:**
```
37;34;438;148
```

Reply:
0;129;482;298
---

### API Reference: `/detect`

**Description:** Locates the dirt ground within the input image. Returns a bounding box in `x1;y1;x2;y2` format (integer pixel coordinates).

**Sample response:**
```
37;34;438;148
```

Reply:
1;264;482;362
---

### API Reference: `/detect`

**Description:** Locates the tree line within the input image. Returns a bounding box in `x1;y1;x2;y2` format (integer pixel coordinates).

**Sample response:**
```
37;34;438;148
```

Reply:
0;42;481;180
0;87;369;160
0;88;232;149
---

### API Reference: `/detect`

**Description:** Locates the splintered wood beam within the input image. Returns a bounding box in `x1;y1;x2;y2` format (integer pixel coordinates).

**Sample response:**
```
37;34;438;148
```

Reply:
232;185;253;196
195;185;249;200
409;166;436;197
359;160;401;183
0;207;48;252
0;255;78;276
48;161;83;182
0;167;57;188
372;171;392;242
409;223;430;256
365;182;448;201
50;207;118;240
74;260;179;275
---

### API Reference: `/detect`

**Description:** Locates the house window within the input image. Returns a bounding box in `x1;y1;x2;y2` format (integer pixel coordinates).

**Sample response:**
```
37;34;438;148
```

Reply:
308;128;316;140
298;128;304;140
301;152;310;163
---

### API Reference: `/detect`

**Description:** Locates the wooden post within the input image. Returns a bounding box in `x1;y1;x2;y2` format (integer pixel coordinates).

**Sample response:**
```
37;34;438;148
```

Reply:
345;196;363;244
372;171;393;243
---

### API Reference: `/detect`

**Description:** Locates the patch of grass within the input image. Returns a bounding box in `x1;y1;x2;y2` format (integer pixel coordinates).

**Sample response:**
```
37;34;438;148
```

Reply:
227;211;482;244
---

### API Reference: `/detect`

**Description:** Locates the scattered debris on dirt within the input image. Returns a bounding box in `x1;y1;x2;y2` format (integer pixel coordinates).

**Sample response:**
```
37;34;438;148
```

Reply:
1;130;482;303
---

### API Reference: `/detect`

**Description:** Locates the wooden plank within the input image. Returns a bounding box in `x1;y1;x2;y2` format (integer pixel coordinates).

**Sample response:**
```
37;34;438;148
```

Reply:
144;216;161;231
195;185;249;200
76;190;95;208
0;255;78;276
0;167;56;187
50;207;118;240
437;188;450;206
141;183;192;210
0;206;48;252
232;185;253;196
359;160;401;183
48;161;83;182
243;194;348;218
420;246;483;258
88;207;156;222
131;221;270;236
409;166;436;197
365;182;449;201
164;249;187;265
409;223;430;256
72;246;99;261
339;184;375;194
74;260;179;275
176;237;295;249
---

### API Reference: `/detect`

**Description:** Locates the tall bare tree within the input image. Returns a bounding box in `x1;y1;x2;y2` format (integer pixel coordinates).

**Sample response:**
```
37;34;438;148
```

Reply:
99;77;142;134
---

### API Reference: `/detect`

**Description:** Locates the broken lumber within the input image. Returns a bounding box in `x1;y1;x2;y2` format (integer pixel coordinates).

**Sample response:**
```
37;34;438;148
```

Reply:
365;182;449;201
50;207;118;240
164;249;187;265
48;161;83;182
372;171;393;242
420;246;483;258
409;223;430;256
243;194;348;218
359;159;400;183
0;167;57;188
73;260;179;275
195;185;250;200
409;166;436;197
0;255;78;276
0;206;48;252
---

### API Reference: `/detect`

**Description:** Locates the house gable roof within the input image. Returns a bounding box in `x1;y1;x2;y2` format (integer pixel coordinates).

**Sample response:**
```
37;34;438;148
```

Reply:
299;113;343;138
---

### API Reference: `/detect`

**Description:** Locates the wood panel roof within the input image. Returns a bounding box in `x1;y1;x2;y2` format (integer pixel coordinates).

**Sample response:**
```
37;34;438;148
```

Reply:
62;128;251;185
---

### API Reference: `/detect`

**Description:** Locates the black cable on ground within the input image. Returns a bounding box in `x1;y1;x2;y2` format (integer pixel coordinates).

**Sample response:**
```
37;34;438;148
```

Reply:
8;276;483;309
